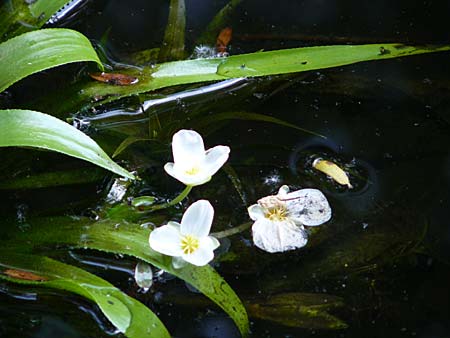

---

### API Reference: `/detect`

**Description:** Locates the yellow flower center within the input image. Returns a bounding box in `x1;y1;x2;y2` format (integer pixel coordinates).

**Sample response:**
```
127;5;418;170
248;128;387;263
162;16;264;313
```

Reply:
265;205;288;221
185;167;200;175
181;235;200;254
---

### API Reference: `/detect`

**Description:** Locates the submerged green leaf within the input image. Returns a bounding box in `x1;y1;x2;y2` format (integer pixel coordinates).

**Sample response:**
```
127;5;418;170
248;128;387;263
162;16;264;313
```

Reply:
0;0;71;40
194;111;325;138
0;167;105;190
0;253;171;338
158;0;186;62
0;109;135;179
0;28;102;92
7;217;249;337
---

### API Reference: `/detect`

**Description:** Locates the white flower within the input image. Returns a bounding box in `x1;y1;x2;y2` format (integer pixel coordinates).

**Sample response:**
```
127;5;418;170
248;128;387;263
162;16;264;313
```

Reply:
149;200;220;266
248;185;331;253
164;130;230;186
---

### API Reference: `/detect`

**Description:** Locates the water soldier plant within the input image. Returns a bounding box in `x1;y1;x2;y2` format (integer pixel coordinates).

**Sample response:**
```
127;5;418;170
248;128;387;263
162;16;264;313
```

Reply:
1;0;450;337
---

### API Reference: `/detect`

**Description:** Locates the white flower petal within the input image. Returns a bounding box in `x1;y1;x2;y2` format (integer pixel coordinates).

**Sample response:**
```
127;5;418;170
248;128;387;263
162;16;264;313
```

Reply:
203;145;230;176
252;218;308;253
206;236;220;250
172;130;205;165
277;185;290;197
180;200;214;237
182;245;214;266
282;188;332;226
149;222;183;257
172;256;187;269
202;236;220;251
247;204;265;221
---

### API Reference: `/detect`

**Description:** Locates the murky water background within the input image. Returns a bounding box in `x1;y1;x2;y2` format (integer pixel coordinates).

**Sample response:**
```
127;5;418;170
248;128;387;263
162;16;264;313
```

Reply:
1;1;450;337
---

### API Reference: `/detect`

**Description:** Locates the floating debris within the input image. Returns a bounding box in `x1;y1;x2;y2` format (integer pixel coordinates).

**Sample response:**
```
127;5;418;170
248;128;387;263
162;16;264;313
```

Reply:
89;72;139;86
312;158;353;188
3;269;48;282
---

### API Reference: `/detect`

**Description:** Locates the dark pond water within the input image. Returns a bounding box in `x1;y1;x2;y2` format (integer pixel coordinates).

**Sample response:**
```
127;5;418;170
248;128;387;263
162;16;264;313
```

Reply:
1;0;450;337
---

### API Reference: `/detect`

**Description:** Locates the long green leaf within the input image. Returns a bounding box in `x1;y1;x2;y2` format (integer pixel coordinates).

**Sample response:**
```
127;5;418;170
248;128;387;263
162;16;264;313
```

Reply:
0;28;103;92
0;253;170;338
0;0;71;40
7;216;249;337
0;109;135;179
41;43;450;114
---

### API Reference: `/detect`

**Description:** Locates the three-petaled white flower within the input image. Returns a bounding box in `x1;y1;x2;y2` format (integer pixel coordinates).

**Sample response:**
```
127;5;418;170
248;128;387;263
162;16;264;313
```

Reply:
248;185;332;253
164;130;230;186
149;200;220;266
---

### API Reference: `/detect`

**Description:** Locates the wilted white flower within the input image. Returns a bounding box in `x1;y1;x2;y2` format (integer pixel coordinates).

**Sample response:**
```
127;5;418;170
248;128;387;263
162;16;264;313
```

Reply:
164;130;230;186
149;200;220;266
248;185;331;253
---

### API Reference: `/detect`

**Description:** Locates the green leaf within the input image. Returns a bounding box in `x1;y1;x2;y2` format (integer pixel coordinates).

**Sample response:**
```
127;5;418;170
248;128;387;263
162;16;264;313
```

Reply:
0;109;135;179
7;216;250;337
0;0;72;40
0;28;103;92
0;253;171;338
158;0;186;62
41;43;450;114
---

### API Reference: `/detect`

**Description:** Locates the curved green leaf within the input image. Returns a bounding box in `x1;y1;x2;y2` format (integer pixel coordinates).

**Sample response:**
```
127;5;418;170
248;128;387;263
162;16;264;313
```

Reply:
8;216;249;337
0;0;72;40
0;109;135;179
0;28;103;92
41;43;450;114
0;253;171;338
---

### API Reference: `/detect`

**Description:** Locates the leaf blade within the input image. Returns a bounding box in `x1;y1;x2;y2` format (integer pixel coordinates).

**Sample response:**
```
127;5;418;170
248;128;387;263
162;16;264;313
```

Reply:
0;28;103;92
0;253;171;338
0;109;135;179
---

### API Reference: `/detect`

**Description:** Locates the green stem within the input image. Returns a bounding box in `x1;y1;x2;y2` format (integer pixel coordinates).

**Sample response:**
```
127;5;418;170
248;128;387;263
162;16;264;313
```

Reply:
151;185;192;211
212;222;252;238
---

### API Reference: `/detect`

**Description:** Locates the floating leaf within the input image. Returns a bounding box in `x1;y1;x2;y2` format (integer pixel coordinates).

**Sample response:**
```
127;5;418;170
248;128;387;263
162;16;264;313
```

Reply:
38;43;450;114
0;253;171;338
313;158;353;188
0;109;135;179
0;28;103;92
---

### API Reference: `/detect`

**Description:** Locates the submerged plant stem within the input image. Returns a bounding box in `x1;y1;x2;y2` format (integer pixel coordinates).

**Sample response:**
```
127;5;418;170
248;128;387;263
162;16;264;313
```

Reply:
212;222;252;238
151;185;192;211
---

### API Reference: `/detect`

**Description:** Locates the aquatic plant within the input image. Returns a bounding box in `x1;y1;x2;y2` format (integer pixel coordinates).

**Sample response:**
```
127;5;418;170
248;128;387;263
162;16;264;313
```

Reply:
1;0;450;337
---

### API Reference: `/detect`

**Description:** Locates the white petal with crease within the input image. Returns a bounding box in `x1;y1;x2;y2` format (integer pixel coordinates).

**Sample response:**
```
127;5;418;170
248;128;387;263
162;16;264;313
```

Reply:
181;200;214;237
252;218;308;253
149;222;183;256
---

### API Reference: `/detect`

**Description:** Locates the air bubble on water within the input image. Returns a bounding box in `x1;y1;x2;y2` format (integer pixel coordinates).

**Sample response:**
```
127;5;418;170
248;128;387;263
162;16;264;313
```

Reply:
134;261;153;292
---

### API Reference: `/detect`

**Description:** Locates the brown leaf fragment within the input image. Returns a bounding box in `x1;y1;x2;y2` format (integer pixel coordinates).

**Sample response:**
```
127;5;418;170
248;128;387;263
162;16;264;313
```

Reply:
216;27;233;55
89;72;139;86
3;268;48;281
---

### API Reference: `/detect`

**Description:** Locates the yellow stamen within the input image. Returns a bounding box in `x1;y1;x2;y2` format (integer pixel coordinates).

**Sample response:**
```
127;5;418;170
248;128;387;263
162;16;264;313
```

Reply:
181;235;199;254
185;167;200;175
265;205;288;221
